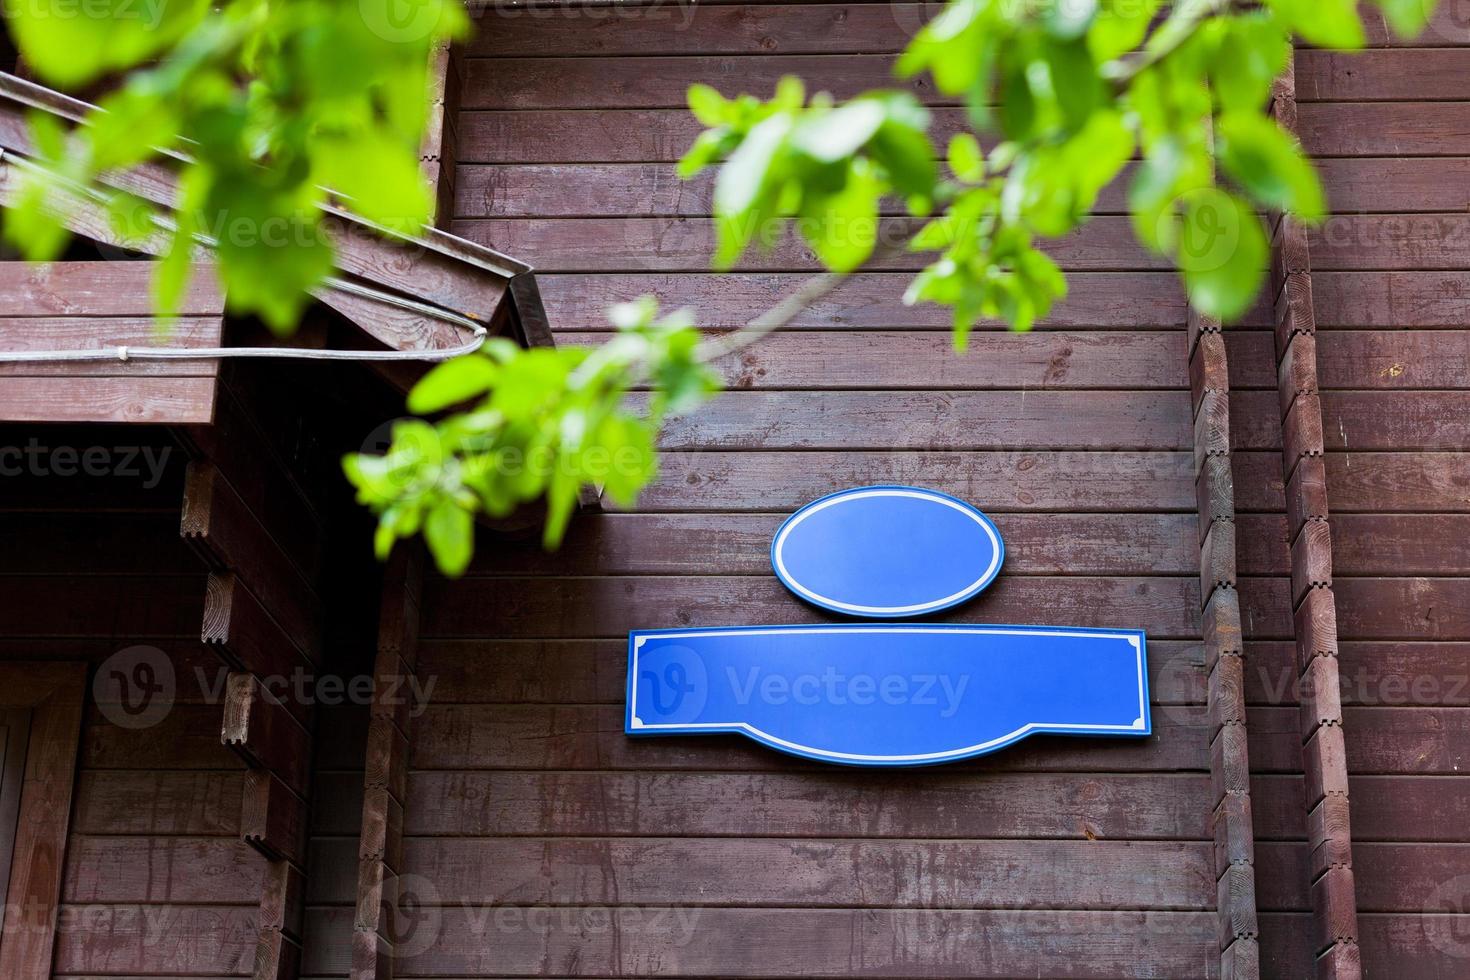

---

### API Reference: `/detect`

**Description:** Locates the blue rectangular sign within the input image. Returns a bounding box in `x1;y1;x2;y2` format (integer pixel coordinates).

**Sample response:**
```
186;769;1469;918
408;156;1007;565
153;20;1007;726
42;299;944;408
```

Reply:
626;624;1150;766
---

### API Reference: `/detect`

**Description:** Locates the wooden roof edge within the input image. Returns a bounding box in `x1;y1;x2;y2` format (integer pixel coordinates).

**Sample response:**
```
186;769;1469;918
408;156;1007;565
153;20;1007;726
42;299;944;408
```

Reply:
0;71;544;350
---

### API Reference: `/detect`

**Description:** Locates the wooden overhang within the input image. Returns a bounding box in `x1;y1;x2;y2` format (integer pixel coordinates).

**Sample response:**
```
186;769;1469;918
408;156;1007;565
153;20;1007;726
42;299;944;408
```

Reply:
0;70;550;425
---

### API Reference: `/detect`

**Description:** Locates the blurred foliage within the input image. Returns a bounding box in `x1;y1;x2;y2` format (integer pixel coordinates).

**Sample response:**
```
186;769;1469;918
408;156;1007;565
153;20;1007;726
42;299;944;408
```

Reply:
1;0;1437;573
4;0;465;329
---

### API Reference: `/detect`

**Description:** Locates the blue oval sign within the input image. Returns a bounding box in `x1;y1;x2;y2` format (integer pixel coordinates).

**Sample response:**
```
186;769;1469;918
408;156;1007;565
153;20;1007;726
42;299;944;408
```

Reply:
771;486;1004;617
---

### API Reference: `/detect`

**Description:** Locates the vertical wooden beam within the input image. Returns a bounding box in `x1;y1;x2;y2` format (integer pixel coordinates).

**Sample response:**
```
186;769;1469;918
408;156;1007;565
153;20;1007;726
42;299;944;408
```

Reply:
1270;55;1360;980
0;663;86;980
1192;303;1261;980
183;394;326;980
352;547;424;980
421;40;463;230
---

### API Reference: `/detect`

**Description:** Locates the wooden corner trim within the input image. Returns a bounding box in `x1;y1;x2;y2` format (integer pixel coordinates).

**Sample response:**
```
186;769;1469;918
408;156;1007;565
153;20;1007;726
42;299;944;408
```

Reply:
1270;51;1361;976
1186;302;1261;979
0;661;86;979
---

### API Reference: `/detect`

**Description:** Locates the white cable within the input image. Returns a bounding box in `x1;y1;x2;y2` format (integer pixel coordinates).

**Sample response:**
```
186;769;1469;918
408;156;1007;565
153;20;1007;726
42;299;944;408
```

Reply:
0;152;498;365
0;324;487;364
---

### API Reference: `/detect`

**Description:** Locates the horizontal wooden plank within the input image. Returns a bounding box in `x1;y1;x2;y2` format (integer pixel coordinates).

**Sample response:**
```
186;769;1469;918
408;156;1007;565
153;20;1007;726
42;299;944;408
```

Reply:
0;574;205;637
1253;772;1470;843
1256;841;1470;912
464;4;929;56
1314;272;1470;327
0;317;222;376
1312;392;1470;451
1297;48;1470;102
84;705;242;772
1259;911;1470;979
0;261;222;316
72;771;243;836
463;54;936;110
405;770;1211;838
458;157;1470;219
557;330;1271;391
1298;102;1470;157
467;512;1200;576
1333;577;1470;639
536;271;1210;330
651;390;1289;450
0;512;198;573
0;424;187;510
450;216;1170;272
307;905;1218;978
1318;158;1470;214
1317;329;1470;389
1246;705;1470;774
1310;213;1470;270
652;390;1194;450
1332;514;1470;574
637;450;1203;512
52;904;255;975
1317;451;1470;512
0;376;217;424
454;162;1144;218
395;837;1212;910
1238;513;1470;576
422;574;1246;639
61;836;264;904
411;703;1212;772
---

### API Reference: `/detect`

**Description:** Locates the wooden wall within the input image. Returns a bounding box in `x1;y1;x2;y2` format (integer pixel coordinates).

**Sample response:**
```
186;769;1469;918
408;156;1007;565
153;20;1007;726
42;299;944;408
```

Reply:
0;423;261;976
1290;17;1470;974
376;4;1292;976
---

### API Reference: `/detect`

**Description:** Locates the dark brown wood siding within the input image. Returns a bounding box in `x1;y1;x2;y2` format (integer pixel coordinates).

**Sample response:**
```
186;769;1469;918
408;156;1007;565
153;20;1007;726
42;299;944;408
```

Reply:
0;423;261;976
375;6;1254;976
1293;29;1470;976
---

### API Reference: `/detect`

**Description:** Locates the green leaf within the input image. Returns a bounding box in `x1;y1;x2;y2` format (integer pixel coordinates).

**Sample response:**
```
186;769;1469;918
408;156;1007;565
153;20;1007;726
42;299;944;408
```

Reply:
408;356;501;414
1268;0;1365;49
793;100;886;163
1176;189;1269;321
312;129;432;232
688;84;730;126
8;0;210;88
712;113;793;267
1373;0;1436;37
1089;0;1161;61
424;498;473;577
1216;112;1325;221
800;162;882;273
947;133;985;181
1211;15;1290;113
1045;0;1097;40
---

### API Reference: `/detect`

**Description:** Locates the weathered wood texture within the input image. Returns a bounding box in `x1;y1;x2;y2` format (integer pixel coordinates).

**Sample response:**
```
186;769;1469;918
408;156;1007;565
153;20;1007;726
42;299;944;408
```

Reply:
1260;56;1363;977
349;549;423;980
1255;40;1470;976
417;9;1238;978
0;262;224;425
0;422;263;977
